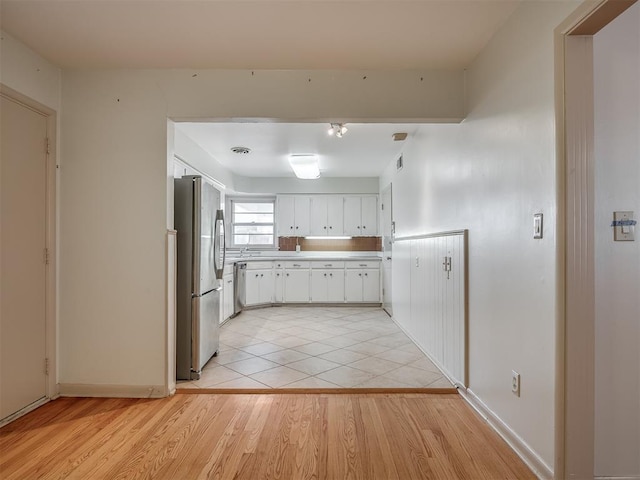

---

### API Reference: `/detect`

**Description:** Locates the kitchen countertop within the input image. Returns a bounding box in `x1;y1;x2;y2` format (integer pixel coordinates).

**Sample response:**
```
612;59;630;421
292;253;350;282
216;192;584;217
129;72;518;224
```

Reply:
225;251;382;265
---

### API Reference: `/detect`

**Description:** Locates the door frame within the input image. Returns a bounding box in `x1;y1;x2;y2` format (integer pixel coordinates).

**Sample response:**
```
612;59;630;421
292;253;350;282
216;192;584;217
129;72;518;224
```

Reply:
1;84;58;420
380;183;393;315
554;1;637;477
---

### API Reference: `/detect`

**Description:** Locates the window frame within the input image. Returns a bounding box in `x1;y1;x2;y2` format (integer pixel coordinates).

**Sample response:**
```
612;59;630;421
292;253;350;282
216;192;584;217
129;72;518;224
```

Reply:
226;196;277;250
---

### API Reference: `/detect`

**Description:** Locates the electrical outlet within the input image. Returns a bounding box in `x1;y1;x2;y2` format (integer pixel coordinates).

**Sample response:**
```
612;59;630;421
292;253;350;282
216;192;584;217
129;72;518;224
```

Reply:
511;370;521;397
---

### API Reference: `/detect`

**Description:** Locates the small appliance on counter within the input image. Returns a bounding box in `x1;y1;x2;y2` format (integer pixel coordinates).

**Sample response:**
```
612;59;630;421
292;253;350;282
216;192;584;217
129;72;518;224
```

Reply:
174;175;225;380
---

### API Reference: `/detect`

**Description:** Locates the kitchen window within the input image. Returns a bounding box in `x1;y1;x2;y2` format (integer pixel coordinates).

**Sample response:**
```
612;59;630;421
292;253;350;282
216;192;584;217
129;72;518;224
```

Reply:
227;197;276;249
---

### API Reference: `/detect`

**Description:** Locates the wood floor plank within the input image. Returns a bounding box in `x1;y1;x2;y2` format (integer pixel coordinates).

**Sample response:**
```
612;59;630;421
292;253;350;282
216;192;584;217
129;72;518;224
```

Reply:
0;393;536;480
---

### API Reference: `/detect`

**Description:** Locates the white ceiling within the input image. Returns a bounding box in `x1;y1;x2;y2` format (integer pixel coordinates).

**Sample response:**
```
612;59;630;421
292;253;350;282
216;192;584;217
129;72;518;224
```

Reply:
176;122;420;177
0;0;519;70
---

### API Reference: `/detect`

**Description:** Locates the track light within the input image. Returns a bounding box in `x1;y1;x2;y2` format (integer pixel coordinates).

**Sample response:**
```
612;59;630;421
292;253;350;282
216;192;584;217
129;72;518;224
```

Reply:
328;123;348;138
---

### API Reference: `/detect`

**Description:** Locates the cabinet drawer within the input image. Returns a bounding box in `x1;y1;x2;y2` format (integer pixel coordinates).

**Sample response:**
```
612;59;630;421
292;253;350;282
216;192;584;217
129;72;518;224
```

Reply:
283;261;310;269
246;262;273;270
311;261;345;269
346;261;380;269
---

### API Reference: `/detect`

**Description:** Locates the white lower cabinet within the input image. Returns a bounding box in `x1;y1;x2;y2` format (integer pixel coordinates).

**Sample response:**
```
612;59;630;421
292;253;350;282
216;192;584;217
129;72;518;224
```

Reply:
274;267;284;303
284;269;310;302
246;269;273;306
345;262;380;302
241;259;380;306
222;273;234;321
311;270;345;303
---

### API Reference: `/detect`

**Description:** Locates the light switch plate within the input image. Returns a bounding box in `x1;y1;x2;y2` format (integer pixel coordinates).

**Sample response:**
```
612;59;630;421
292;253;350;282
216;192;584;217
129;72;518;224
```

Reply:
533;213;543;239
614;211;635;241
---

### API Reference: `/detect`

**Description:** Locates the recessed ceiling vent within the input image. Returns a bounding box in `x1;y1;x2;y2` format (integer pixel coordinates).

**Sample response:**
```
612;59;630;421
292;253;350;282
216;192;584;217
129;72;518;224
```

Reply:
392;132;408;141
230;146;251;154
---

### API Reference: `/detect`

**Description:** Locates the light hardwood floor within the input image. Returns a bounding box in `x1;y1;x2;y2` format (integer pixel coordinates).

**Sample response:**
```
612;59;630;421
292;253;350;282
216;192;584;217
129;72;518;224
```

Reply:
0;393;535;479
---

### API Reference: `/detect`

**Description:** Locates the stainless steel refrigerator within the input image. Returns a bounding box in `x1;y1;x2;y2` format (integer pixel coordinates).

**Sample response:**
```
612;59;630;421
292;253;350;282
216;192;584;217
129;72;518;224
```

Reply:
174;176;225;380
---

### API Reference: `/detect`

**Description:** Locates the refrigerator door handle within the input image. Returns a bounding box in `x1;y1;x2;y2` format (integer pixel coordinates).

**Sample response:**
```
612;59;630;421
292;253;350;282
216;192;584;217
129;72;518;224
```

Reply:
214;209;225;280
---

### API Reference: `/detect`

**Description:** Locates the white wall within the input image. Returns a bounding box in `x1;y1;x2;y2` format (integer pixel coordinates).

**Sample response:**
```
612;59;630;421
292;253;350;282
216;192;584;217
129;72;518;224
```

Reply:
0;30;61;111
232;176;379;195
58;67;465;390
381;1;579;474
593;4;640;477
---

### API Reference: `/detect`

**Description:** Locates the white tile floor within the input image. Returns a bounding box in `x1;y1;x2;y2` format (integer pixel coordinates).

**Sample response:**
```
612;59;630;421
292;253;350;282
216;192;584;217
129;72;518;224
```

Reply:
177;306;453;390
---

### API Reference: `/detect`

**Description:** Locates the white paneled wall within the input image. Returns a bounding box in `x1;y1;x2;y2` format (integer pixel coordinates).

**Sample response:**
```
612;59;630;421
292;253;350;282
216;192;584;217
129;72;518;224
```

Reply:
393;231;467;387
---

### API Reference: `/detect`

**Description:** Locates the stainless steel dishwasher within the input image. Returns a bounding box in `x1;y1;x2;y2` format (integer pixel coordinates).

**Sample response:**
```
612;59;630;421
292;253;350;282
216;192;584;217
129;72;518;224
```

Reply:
233;262;247;316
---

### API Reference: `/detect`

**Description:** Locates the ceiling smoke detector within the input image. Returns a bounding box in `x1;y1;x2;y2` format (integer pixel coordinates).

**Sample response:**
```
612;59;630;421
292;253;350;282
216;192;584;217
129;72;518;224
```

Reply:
230;146;251;154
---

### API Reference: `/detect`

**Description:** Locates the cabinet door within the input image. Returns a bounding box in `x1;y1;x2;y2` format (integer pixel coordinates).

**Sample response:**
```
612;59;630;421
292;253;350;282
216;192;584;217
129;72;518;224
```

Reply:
223;275;234;320
343;197;362;236
277;196;296;236
309;196;328;236
344;270;363;302
259;270;274;304
360;196;378;236
310;270;328;302
274;269;284;303
326;196;344;236
327;271;345;302
362;269;380;302
246;271;262;306
294;196;311;236
285;269;310;302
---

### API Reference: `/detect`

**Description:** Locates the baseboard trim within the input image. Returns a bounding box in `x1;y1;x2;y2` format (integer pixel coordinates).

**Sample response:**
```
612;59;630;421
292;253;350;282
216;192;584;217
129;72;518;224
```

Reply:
595;476;640;480
0;397;49;428
59;383;169;399
460;388;553;480
177;387;458;395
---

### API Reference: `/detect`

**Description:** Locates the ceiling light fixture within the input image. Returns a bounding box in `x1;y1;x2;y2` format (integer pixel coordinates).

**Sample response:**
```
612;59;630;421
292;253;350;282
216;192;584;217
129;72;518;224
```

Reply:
288;154;320;179
328;123;348;138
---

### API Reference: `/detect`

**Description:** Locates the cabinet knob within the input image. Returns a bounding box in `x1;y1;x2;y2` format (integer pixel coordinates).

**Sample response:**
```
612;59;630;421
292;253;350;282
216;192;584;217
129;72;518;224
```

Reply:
296;226;299;229
324;226;327;229
324;273;327;277
290;226;293;229
277;273;280;277
359;273;362;277
286;273;289;277
363;226;366;229
357;226;361;229
261;274;264;277
365;273;368;276
255;274;259;277
330;273;333;277
329;226;332;229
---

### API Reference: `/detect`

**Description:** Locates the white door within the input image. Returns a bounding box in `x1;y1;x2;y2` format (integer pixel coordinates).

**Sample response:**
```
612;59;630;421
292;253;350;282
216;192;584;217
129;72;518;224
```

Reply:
284;270;310;302
276;196;295;236
362;269;380;302
1;95;48;421
326;196;344;235
310;270;328;302
309;196;327;236
360;196;378;235
343;197;361;236
245;271;262;306
258;270;274;304
293;196;311;236
380;185;393;315
344;270;363;302
274;269;284;303
327;271;345;302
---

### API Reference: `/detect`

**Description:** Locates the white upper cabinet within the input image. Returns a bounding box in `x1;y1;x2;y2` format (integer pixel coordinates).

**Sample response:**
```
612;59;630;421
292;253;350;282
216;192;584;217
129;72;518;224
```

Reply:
360;196;378;236
309;196;344;236
344;195;378;236
277;196;295;236
277;195;310;236
279;194;376;238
